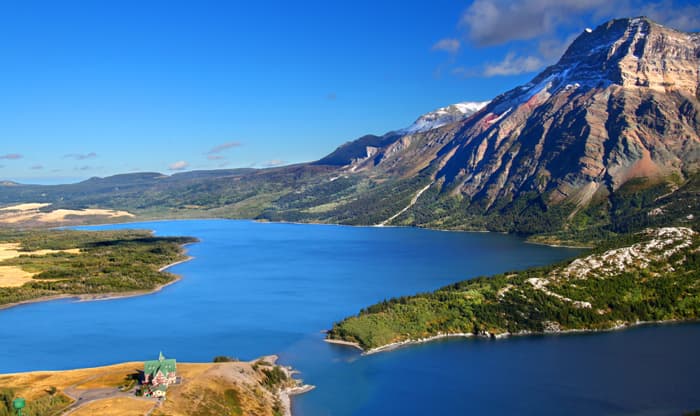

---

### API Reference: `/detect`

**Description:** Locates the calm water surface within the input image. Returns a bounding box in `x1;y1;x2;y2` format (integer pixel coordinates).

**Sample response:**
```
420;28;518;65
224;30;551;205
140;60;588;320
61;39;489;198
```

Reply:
0;220;698;415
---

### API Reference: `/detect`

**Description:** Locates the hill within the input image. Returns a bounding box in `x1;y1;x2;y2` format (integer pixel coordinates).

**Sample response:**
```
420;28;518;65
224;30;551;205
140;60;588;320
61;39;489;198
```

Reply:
0;356;310;416
327;227;700;351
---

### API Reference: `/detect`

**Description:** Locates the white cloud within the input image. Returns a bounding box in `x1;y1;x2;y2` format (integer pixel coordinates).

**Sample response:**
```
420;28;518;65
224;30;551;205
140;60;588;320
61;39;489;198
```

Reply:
483;52;544;76
460;0;700;46
168;160;189;171
460;0;613;46
639;1;700;31
75;165;99;171
262;159;287;168
64;152;97;160
451;66;479;78
432;38;461;54
452;0;700;78
538;32;579;61
207;141;241;155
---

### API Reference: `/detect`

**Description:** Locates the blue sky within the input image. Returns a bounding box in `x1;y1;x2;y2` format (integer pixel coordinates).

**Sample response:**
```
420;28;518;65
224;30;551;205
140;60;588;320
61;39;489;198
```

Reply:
2;0;699;184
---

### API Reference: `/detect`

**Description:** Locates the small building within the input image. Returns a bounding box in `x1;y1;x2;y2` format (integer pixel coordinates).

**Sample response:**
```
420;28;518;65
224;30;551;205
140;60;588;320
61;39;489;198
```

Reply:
142;352;177;398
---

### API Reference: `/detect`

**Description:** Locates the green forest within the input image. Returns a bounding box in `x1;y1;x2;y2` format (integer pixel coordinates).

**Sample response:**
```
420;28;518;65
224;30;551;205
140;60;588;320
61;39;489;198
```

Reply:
328;229;700;350
0;229;196;307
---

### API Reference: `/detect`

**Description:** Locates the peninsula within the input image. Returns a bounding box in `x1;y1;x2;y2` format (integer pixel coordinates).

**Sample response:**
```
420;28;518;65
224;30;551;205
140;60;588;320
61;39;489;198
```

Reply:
0;228;196;309
327;227;700;352
0;355;311;416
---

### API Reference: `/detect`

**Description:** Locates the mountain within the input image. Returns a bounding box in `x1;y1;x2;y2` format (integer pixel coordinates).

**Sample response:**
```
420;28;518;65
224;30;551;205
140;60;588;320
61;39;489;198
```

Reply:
314;101;488;167
402;101;489;134
361;19;699;190
1;17;698;242
432;17;700;208
310;16;700;237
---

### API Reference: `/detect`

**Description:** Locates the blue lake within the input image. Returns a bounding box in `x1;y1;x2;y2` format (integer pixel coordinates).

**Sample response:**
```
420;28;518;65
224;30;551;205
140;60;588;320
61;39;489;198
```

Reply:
1;219;699;415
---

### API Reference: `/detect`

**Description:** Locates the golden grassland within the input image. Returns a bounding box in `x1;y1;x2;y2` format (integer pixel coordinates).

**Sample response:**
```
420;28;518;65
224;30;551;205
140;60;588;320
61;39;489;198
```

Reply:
0;362;142;400
155;359;285;416
69;397;155;416
0;266;36;287
0;203;52;212
0;243;81;288
0;229;196;309
0;357;301;416
0;203;134;227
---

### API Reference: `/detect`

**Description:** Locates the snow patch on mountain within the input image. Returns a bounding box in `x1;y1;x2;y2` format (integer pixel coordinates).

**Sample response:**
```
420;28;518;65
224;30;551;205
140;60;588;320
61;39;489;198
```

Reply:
403;101;489;134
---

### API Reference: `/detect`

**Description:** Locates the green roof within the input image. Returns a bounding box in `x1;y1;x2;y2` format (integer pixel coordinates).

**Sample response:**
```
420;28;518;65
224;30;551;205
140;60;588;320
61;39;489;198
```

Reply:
144;352;177;377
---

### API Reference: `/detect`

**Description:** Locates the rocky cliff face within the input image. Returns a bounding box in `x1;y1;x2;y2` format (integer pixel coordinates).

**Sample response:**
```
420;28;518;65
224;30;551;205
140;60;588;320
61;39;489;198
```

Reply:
338;17;700;218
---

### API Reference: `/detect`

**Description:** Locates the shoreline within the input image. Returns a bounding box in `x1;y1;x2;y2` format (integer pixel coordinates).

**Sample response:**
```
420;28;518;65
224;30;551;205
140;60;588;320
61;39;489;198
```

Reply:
61;215;586;249
0;250;194;311
525;239;593;249
265;354;316;416
328;319;694;355
281;384;316;416
323;338;364;351
158;253;195;272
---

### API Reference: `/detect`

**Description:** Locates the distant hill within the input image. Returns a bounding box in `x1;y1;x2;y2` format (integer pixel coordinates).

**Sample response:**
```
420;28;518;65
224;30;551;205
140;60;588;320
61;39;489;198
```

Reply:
1;17;698;243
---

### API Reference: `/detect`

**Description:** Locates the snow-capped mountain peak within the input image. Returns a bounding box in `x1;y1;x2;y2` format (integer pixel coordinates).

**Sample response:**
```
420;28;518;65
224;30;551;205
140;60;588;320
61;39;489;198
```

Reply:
403;101;489;134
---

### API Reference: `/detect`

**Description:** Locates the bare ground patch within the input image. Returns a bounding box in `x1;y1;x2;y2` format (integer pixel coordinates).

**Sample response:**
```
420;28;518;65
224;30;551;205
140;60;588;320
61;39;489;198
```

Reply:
0;243;81;287
0;203;134;226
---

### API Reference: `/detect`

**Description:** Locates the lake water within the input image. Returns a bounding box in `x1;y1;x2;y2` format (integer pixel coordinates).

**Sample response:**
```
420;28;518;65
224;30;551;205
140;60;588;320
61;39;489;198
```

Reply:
1;220;698;415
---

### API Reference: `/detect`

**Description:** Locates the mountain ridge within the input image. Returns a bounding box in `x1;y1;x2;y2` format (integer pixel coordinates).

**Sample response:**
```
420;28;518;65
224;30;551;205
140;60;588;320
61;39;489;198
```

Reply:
358;17;699;202
324;16;700;237
1;17;698;243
